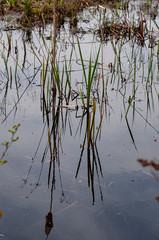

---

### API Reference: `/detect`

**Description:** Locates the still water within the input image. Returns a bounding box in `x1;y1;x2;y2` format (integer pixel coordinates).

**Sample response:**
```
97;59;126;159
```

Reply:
0;0;159;239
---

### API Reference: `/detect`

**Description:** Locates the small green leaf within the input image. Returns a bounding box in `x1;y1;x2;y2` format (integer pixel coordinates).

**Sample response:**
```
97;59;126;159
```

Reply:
3;160;7;164
5;141;9;146
8;129;15;134
0;160;7;165
11;137;19;142
1;142;10;146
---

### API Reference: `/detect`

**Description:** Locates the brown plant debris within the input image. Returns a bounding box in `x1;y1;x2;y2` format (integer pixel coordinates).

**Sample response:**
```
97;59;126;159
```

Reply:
137;158;159;170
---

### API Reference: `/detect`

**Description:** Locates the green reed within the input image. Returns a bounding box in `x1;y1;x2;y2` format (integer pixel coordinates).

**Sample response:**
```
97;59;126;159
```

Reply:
77;38;101;110
125;86;138;117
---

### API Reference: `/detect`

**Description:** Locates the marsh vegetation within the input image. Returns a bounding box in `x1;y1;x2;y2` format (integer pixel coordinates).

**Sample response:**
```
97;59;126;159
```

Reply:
0;0;159;239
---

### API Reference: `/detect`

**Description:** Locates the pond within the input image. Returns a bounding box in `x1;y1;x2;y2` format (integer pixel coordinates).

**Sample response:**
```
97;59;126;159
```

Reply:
0;0;159;239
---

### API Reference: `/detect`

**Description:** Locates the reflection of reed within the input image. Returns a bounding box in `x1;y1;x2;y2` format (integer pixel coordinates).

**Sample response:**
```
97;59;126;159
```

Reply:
125;116;137;151
52;0;56;94
45;212;53;237
75;101;104;204
44;8;62;235
23;122;46;184
1;65;41;124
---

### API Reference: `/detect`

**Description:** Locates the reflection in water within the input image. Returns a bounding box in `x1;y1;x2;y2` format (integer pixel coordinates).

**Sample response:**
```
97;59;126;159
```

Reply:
75;105;104;204
45;212;53;237
0;210;3;218
137;158;159;201
125;116;138;151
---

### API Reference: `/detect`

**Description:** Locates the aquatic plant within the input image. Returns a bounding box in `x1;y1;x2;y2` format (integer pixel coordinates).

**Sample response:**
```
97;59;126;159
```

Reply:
77;38;101;110
125;86;138;117
0;123;20;165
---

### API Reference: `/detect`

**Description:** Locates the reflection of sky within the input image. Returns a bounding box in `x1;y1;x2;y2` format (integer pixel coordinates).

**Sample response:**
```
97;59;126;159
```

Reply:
1;159;159;240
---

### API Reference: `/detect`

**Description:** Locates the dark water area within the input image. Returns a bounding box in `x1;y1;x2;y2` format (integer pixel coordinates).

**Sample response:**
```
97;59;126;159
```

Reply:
0;0;159;239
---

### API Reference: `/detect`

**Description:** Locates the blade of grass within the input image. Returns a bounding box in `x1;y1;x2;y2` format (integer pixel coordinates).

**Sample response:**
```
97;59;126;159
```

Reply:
125;86;138;117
